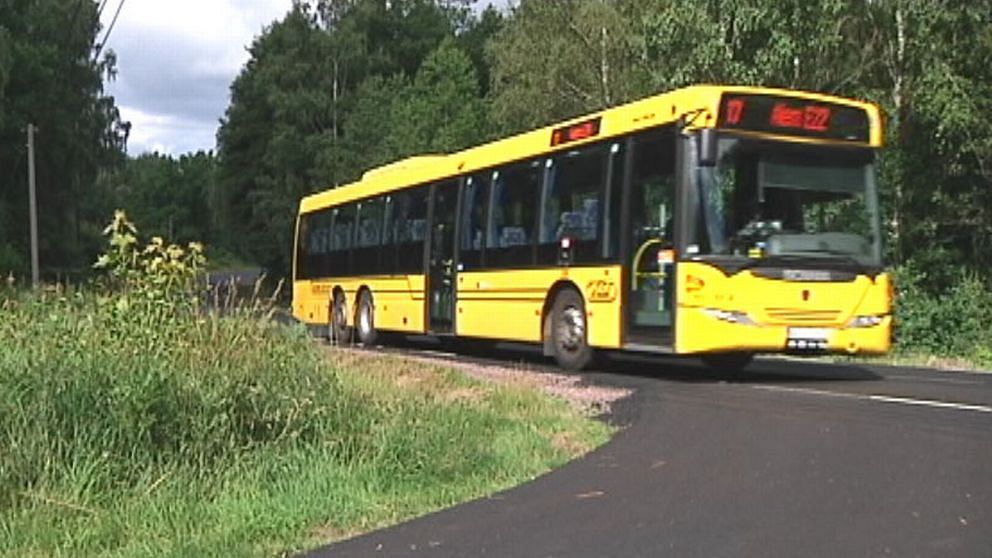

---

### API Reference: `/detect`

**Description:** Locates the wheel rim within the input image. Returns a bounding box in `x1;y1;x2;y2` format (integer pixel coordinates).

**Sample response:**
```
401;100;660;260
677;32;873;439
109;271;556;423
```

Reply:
334;297;346;338
557;305;585;353
359;302;372;336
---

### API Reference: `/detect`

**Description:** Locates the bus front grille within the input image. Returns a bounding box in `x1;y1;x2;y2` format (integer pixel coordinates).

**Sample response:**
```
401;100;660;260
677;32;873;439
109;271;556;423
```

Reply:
763;308;842;325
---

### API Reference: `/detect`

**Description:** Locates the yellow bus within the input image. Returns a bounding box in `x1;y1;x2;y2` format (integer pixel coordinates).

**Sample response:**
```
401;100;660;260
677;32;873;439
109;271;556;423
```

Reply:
293;85;892;371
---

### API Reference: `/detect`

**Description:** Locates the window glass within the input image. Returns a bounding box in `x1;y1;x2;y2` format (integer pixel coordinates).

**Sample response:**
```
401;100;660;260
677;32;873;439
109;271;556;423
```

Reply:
353;197;384;274
630;130;677;262
305;209;334;278
460;175;489;269
539;145;608;264
392;186;429;274
295;213;312;280
604;141;625;259
487;160;541;268
329;204;355;276
431;181;458;261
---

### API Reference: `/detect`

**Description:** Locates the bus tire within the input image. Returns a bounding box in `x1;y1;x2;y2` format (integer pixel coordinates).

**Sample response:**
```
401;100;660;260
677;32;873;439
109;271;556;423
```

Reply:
331;291;351;345
356;290;378;346
550;289;594;371
701;352;754;376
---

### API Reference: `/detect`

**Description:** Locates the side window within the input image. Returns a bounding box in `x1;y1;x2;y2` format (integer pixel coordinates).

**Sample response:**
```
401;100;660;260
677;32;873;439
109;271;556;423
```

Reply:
381;195;396;271
459;174;489;269
393;186;429;274
629;128;676;272
329;204;355;277
307;209;334;278
295;213;312;280
430;180;459;261
487;160;541;268
353;197;384;275
539;145;609;264
604;142;625;260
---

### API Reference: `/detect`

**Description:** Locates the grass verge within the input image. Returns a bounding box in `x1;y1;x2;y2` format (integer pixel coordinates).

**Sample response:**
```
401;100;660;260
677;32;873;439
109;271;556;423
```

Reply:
0;291;611;557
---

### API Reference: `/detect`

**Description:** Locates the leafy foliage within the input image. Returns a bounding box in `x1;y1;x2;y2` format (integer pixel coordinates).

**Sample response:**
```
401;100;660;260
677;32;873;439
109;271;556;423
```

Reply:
93;210;205;314
0;0;128;277
0;214;607;555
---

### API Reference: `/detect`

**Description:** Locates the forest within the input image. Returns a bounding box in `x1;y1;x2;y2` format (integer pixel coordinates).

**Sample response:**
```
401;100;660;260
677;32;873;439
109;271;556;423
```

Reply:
1;0;990;359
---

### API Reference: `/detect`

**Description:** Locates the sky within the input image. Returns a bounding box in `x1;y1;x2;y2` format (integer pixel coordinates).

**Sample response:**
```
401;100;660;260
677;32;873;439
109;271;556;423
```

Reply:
99;1;510;156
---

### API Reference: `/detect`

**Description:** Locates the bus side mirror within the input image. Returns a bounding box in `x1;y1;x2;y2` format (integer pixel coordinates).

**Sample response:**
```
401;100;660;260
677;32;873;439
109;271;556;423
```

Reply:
698;128;718;167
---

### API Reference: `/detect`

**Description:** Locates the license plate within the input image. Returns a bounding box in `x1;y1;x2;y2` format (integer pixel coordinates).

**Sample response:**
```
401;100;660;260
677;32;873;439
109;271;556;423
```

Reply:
788;327;830;340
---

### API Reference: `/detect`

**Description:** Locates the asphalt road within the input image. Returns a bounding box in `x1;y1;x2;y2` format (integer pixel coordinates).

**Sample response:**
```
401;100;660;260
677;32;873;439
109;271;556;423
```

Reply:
308;350;992;558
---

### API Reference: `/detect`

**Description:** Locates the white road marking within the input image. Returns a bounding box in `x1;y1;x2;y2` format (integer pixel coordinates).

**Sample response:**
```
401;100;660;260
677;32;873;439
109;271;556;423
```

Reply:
867;394;992;413
751;385;992;414
885;374;984;386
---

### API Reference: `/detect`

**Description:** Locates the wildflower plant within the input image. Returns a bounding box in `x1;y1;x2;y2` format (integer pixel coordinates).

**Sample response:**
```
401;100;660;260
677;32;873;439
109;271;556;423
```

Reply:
94;210;206;315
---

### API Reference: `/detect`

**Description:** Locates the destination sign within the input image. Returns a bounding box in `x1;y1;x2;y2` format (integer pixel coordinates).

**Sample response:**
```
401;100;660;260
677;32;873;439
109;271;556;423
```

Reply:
717;94;870;143
550;117;602;147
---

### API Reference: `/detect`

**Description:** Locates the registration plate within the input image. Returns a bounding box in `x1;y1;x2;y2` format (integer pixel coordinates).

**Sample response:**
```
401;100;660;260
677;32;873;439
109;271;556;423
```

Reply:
788;327;830;341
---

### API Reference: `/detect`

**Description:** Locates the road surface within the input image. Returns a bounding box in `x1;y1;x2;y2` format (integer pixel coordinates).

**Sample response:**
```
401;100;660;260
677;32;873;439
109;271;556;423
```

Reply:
308;352;992;557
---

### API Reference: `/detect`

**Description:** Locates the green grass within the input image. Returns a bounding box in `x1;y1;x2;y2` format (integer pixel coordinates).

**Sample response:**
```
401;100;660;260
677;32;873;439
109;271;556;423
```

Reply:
0;290;611;557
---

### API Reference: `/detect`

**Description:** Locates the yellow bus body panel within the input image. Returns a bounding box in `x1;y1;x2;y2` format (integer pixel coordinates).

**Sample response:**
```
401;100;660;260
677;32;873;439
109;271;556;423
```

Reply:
293;275;426;334
455;266;622;347
675;262;892;355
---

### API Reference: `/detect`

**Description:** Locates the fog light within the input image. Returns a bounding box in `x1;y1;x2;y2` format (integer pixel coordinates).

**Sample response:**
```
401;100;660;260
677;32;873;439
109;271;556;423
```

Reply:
702;308;755;325
847;315;884;328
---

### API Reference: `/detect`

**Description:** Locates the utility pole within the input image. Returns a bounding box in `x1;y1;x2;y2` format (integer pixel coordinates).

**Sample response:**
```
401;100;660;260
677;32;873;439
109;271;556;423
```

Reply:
27;124;39;287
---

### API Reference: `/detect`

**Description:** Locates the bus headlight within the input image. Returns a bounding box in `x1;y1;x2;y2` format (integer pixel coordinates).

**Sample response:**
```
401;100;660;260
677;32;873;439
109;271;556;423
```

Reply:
846;315;884;328
702;308;755;325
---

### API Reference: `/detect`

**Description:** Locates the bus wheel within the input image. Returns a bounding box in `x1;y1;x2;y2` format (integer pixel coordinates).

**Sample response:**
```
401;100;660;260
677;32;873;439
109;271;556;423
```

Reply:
356;290;378;346
331;291;351;345
550;289;594;371
701;352;754;376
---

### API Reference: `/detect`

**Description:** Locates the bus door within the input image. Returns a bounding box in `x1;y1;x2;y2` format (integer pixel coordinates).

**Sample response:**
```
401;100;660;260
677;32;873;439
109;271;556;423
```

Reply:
427;181;458;333
624;129;676;347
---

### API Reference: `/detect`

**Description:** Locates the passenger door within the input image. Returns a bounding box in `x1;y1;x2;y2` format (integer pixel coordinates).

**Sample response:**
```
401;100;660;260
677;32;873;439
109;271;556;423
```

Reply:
625;129;677;347
427;181;459;333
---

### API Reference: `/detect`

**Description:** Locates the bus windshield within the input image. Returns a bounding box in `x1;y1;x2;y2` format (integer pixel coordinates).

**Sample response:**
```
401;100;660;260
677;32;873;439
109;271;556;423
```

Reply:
693;137;882;269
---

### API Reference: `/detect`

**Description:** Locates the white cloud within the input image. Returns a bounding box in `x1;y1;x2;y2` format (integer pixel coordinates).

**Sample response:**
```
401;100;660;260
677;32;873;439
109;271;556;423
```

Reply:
100;0;290;155
100;0;510;156
118;105;217;155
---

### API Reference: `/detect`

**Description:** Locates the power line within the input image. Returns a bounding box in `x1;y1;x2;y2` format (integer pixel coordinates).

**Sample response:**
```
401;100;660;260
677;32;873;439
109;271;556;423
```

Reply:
93;0;125;61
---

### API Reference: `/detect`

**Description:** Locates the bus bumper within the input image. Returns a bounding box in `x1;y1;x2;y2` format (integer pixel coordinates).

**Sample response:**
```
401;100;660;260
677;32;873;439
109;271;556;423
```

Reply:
675;308;892;356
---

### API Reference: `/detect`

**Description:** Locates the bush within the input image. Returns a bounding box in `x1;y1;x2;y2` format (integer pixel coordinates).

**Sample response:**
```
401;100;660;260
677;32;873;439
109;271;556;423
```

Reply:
892;262;992;367
0;212;609;556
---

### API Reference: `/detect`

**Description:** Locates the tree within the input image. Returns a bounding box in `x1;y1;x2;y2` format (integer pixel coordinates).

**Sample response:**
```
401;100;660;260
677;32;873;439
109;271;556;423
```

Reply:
217;0;485;276
0;0;127;276
487;0;648;133
388;38;487;155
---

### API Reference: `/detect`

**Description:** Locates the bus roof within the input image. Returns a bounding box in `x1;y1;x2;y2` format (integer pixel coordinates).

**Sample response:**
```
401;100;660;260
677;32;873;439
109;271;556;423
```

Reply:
299;84;882;214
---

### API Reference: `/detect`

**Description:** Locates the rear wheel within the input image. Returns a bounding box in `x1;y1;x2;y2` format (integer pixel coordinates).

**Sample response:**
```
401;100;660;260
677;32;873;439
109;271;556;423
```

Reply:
356;290;378;346
701;352;754;376
550;289;594;371
330;291;351;345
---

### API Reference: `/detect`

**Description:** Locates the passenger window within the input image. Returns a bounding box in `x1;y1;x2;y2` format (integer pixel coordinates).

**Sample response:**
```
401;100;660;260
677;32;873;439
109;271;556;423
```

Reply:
460;174;489;269
391;186;429;274
539;145;608;264
487;160;541;268
329;204;355;277
353;197;384;275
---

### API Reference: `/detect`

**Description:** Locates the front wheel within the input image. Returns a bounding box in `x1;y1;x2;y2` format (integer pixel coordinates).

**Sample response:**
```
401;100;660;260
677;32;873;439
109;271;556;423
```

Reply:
356;290;378;346
550;289;594;371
